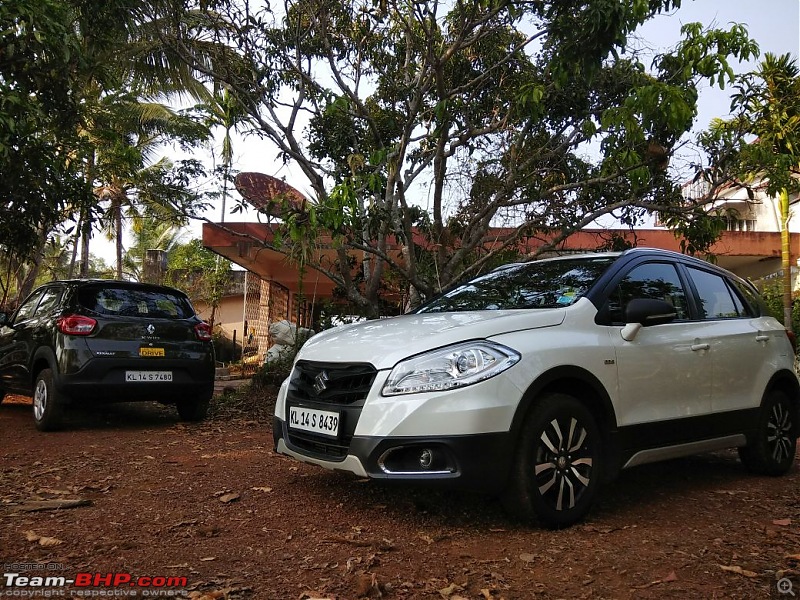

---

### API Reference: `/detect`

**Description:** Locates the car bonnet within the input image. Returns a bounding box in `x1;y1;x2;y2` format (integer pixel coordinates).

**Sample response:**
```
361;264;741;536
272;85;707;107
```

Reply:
297;308;568;369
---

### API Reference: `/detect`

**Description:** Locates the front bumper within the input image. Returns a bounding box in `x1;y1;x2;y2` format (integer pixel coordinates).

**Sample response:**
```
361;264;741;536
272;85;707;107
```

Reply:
273;416;515;492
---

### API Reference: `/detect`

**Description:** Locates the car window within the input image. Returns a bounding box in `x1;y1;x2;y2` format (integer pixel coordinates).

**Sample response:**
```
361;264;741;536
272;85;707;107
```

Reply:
729;279;761;317
34;287;63;317
687;267;743;319
416;257;615;312
607;262;688;323
77;286;194;320
13;290;44;324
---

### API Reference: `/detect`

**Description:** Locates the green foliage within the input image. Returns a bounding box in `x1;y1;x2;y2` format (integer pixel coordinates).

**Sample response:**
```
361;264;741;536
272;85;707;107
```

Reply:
166;239;232;309
759;282;800;334
161;0;761;314
702;53;800;328
660;206;728;258
0;0;93;259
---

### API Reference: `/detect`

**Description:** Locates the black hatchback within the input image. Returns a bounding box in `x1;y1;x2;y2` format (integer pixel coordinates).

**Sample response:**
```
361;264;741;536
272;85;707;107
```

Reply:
0;280;215;430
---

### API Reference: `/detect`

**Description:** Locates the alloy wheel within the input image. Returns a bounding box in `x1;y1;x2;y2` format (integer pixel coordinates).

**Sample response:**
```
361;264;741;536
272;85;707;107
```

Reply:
534;416;594;512
767;401;794;463
33;378;48;421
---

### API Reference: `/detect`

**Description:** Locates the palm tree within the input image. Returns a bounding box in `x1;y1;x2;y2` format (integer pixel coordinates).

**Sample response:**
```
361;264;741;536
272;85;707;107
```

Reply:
201;87;251;222
725;53;800;330
66;0;239;277
122;215;186;282
88;94;207;278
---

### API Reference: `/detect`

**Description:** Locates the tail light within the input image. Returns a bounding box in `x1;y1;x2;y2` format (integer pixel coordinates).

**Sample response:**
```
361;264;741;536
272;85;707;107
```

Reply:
194;322;212;342
57;314;97;336
786;330;797;354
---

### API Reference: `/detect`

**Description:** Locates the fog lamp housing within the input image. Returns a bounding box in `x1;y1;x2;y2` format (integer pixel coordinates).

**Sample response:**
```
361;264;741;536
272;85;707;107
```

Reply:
378;445;455;475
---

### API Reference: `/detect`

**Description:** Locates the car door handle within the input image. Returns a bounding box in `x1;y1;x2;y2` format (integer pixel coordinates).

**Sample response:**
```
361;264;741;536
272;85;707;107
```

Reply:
755;335;770;342
691;343;710;351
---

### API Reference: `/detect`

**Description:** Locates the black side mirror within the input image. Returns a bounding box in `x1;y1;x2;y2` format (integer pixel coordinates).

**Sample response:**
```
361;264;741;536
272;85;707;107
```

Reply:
0;312;8;327
625;298;677;326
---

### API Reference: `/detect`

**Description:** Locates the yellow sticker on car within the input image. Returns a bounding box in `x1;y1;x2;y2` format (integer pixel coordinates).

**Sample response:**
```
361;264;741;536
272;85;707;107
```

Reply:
139;347;165;357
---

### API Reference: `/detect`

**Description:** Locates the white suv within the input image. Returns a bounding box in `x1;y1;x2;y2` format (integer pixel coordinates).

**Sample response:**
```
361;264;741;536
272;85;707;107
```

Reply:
273;248;799;527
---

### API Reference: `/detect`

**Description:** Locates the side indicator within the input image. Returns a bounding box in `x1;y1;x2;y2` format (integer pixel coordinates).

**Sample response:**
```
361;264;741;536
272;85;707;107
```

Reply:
604;359;616;365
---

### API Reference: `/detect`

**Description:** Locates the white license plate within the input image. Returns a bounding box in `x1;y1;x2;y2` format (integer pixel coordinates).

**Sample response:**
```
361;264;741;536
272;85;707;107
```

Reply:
125;371;173;382
288;407;340;438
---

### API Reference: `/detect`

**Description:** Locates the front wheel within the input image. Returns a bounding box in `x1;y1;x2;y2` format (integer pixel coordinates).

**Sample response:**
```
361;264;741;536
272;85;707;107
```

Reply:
738;389;797;476
33;369;65;431
176;395;210;422
502;393;602;529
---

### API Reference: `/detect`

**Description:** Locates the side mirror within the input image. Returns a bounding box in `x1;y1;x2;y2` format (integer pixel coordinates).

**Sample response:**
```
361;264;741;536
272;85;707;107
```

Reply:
625;298;677;326
0;312;8;327
621;299;677;341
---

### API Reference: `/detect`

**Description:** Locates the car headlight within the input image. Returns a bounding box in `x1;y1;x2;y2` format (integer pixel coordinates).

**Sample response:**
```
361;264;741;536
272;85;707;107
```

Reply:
381;341;521;396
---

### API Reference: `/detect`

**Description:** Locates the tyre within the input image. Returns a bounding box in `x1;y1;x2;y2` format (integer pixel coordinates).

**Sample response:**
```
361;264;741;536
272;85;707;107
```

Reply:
33;368;65;431
738;389;797;476
176;395;210;422
503;393;602;528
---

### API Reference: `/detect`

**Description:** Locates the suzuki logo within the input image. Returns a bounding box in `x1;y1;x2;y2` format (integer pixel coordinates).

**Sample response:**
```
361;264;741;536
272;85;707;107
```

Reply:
146;324;155;335
313;370;330;395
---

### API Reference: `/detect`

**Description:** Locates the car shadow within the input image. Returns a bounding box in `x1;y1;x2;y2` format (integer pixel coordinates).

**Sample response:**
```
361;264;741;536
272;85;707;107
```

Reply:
295;449;770;529
1;395;182;431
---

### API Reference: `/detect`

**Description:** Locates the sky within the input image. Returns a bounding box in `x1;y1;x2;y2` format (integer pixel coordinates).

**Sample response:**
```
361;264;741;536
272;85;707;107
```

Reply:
219;0;800;214
104;0;800;259
641;0;800;133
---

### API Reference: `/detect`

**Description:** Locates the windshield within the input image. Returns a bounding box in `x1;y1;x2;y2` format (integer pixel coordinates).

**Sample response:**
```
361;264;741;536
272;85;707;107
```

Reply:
417;257;615;313
77;285;195;320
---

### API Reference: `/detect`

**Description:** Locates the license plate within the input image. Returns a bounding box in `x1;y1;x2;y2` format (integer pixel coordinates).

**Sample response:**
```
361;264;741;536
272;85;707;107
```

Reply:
139;347;165;357
288;407;340;438
125;371;172;382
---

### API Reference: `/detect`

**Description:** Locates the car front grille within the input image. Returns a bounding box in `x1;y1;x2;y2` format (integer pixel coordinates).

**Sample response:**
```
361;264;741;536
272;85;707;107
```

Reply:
289;361;377;405
284;361;377;460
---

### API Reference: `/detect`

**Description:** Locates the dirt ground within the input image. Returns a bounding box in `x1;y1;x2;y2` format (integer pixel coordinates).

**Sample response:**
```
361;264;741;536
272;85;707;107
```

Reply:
1;385;800;600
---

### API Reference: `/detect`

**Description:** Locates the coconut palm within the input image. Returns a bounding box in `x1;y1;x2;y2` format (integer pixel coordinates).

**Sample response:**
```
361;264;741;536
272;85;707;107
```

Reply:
66;0;243;277
724;53;800;330
88;92;208;278
201;87;252;222
122;215;187;282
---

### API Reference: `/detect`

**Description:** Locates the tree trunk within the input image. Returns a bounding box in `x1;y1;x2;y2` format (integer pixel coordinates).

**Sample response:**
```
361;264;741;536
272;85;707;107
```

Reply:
79;217;92;278
19;226;48;300
115;197;123;280
67;212;82;279
780;189;793;332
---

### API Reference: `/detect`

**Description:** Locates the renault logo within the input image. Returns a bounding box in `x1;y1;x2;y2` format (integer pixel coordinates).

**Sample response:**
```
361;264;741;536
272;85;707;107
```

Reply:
146;324;155;335
313;370;330;395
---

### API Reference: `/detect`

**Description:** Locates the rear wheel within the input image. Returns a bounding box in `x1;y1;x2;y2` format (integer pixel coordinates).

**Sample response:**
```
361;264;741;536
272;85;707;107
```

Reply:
33;369;65;431
176;395;210;422
502;393;602;528
738;389;797;476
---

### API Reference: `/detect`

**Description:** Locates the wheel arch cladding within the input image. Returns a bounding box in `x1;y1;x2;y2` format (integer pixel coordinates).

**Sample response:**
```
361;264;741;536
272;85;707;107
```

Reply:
30;347;57;386
511;366;619;473
765;369;800;434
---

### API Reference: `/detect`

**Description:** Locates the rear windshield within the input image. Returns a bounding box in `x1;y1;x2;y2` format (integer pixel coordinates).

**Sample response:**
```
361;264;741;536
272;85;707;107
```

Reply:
417;257;615;312
77;285;194;320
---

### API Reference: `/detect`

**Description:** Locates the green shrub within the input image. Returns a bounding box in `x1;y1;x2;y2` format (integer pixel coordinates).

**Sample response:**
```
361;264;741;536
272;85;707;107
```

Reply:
759;282;800;332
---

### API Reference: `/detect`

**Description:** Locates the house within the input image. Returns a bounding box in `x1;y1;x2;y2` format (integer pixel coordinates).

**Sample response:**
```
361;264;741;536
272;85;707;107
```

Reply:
680;174;800;286
201;173;799;364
